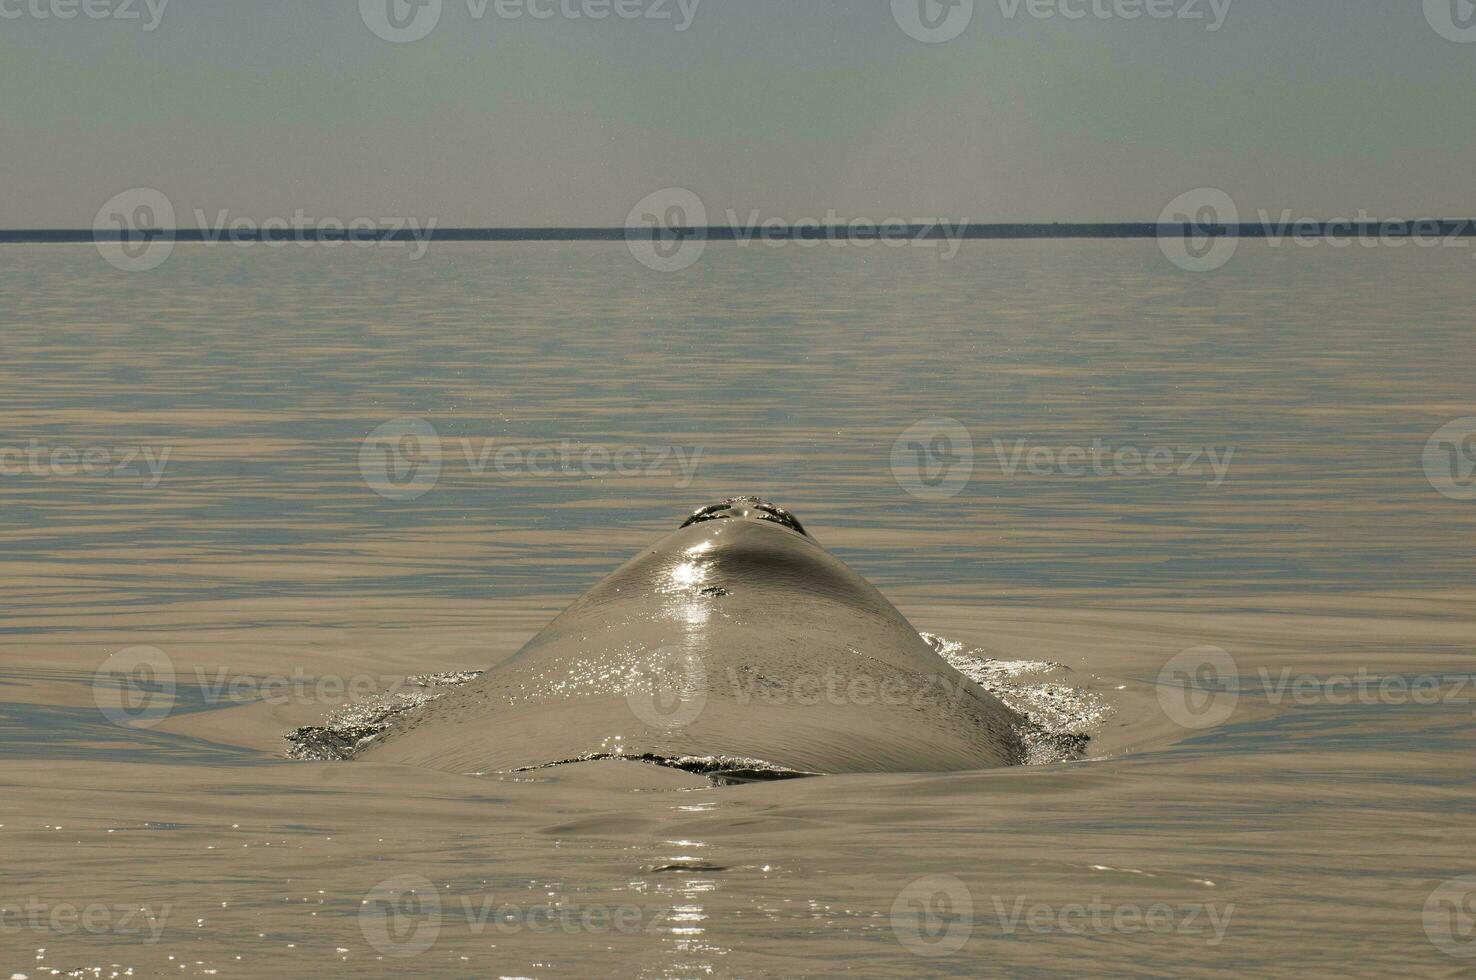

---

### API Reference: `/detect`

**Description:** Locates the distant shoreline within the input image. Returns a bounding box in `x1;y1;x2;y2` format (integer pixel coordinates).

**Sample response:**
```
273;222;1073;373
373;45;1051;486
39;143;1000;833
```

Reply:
6;221;1476;244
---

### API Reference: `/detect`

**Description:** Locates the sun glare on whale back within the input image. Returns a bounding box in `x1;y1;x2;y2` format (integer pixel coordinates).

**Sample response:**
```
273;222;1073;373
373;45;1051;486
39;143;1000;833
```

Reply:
662;558;716;627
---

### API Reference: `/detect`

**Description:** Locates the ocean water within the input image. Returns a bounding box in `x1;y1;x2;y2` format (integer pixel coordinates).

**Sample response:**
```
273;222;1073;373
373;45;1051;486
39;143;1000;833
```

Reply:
1;241;1473;977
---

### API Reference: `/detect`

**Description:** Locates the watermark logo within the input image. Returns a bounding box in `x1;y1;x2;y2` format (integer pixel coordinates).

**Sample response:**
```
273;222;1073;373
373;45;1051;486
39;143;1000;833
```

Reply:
93;188;175;272
94;654;426;729
361;0;700;39
891;419;974;500
892;424;1235;497
92;646;176;729
472;0;701;28
1426;876;1476;957
1158;188;1239;273
1258;211;1474;253
94;192;438;270
891;0;974;43
626;188;707;272
625;192;970;268
360;417;443;501
358;423;705;499
995;0;1232;30
891;874;973;957
0;441;171;486
0;0;170;30
189;209;437;257
1160;192;1476;271
361;874;442;958
354;884;714;951
1423;418;1476;501
360;0;442;42
891;0;1230;42
1156;646;1238;729
992;895;1233;944
0;900;170;943
1256;668;1476;709
725;209;968;258
625;647;708;729
726;668;971;710
992;439;1235;487
1425;0;1476;42
455;439;704;486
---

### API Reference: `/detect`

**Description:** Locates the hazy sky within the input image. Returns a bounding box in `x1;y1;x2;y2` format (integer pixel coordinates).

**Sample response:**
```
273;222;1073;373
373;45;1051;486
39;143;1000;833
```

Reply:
3;0;1474;227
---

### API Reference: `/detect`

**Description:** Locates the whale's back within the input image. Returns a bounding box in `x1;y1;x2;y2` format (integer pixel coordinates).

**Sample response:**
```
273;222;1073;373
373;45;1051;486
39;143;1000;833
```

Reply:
360;516;1024;775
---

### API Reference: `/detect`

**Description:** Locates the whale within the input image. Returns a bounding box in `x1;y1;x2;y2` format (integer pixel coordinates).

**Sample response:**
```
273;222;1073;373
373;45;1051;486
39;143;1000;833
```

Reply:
358;498;1025;778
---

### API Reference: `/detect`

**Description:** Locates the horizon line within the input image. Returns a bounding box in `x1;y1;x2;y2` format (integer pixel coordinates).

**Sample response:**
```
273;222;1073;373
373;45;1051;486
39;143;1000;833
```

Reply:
5;221;1476;244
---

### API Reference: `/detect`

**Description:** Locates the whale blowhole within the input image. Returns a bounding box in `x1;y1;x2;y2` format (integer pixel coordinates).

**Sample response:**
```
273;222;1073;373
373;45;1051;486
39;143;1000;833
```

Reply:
680;496;809;537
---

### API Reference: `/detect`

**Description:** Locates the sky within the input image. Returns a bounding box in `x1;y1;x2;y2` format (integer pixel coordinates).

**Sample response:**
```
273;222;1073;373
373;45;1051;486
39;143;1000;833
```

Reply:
3;0;1475;227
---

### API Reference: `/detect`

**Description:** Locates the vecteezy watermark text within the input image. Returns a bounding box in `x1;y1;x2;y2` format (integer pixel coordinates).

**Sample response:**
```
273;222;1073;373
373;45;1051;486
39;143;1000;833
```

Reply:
464;0;700;28
0;440;170;487
1156;645;1476;730
995;0;1232;30
92;188;438;272
359;0;701;44
991;895;1233;944
0;0;169;29
92;645;420;729
991;438;1234;487
360;874;718;958
891;0;1233;44
624;188;970;271
359;417;705;501
889;418;1236;500
0;899;170;943
889;874;1233;957
724;210;969;260
1157;188;1476;272
189;209;437;258
623;644;979;729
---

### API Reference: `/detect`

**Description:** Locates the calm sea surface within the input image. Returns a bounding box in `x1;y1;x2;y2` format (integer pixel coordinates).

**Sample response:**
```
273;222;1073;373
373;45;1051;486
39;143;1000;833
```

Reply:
1;241;1473;977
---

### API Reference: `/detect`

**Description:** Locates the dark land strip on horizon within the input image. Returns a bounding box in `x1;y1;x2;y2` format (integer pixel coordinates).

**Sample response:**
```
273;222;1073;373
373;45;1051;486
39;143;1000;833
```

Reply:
4;221;1476;244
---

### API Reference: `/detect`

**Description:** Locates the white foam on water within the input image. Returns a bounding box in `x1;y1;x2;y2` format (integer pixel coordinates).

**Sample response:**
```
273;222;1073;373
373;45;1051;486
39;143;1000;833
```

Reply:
921;632;1112;763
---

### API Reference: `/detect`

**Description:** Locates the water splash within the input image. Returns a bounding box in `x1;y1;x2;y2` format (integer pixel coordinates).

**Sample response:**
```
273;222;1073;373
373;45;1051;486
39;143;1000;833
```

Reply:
921;633;1111;764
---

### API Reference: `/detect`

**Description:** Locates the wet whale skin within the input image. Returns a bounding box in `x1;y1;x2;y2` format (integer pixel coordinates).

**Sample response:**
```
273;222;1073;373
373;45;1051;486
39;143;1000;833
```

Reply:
361;517;1024;774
